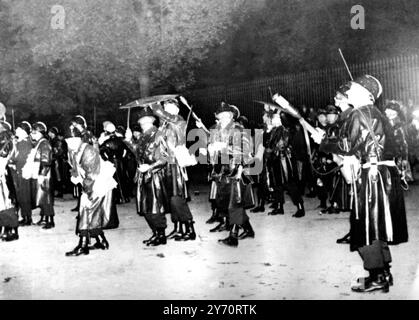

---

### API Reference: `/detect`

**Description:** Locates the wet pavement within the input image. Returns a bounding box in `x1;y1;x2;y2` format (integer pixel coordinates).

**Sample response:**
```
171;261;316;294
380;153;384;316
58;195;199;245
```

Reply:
1;184;418;300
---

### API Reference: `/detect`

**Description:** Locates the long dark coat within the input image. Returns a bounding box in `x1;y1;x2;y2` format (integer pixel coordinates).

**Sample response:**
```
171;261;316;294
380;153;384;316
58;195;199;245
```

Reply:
99;133;132;203
9;137;33;218
151;105;190;200
265;125;297;187
76;143;118;235
320;105;408;251
32;138;54;213
0;131;17;228
135;127;169;216
208;121;252;224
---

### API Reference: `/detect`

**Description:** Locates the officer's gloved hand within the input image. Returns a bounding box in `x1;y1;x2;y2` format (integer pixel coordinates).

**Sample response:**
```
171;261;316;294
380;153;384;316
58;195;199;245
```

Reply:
125;128;133;141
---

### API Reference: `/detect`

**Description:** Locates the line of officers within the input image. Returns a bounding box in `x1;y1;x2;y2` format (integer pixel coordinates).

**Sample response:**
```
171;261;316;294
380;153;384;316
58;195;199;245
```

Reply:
0;94;412;253
1;97;253;254
204;103;350;232
203;96;412;247
0;97;281;251
0;100;200;254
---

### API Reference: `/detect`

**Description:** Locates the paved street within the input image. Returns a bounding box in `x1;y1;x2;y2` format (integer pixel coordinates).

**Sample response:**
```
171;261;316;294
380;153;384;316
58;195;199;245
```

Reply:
1;183;418;300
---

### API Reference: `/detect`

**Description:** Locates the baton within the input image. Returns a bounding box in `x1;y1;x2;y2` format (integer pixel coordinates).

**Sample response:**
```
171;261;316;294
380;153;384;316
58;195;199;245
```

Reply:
338;48;354;81
179;96;210;134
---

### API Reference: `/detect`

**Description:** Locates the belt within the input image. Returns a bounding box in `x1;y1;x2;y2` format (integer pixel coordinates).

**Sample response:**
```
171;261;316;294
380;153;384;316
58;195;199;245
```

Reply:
362;160;396;169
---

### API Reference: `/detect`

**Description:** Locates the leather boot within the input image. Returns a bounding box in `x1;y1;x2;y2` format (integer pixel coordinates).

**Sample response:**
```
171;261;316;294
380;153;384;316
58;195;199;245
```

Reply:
268;203;284;215
251;198;265;213
167;222;183;240
175;221;196;241
93;233;109;250
18;217;28;226
148;228;167;246
206;209;219;224
65;236;89;256
2;228;19;242
218;218;230;232
166;221;178;239
99;234;109;249
218;224;239;247
210;217;227;232
238;220;255;240
92;236;101;249
1;227;9;240
384;264;393;286
336;232;351;244
292;202;305;218
250;205;265;213
42;216;49;228
143;230;157;244
352;270;389;293
36;215;46;226
43;216;55;229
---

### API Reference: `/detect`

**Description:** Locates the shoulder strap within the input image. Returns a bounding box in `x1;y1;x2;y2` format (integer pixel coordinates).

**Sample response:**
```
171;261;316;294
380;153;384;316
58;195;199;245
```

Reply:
33;138;46;153
354;108;382;156
76;142;89;165
0;137;12;156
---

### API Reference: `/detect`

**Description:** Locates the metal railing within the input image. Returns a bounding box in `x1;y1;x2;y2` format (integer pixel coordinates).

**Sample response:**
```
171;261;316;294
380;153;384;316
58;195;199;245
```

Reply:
186;55;419;125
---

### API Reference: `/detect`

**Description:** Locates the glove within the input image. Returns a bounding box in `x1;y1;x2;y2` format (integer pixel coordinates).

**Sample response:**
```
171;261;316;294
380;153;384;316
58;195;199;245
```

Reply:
311;127;325;144
38;175;47;189
125;128;133;141
139;164;151;173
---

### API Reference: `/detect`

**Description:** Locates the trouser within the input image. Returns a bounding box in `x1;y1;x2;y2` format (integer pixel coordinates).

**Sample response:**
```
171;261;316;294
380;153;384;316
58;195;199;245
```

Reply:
53;178;63;195
52;160;64;195
30;179;38;209
169;196;193;223
358;240;392;271
39;181;55;217
12;173;32;219
74;183;82;208
79;228;103;238
229;207;249;226
102;190;119;230
144;213;167;230
30;179;55;217
125;157;137;197
317;185;328;204
252;181;266;207
0;208;18;228
214;179;232;219
273;180;303;206
40;203;55;217
210;199;217;211
113;159;131;203
297;159;314;194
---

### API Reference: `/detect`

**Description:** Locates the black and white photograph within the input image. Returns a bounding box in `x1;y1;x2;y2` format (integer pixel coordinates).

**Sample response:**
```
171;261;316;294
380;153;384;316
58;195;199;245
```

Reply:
1;0;419;306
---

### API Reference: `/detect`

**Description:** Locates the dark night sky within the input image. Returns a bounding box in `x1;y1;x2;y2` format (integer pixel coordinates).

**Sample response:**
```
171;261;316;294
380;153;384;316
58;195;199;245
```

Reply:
194;0;419;87
1;0;419;127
